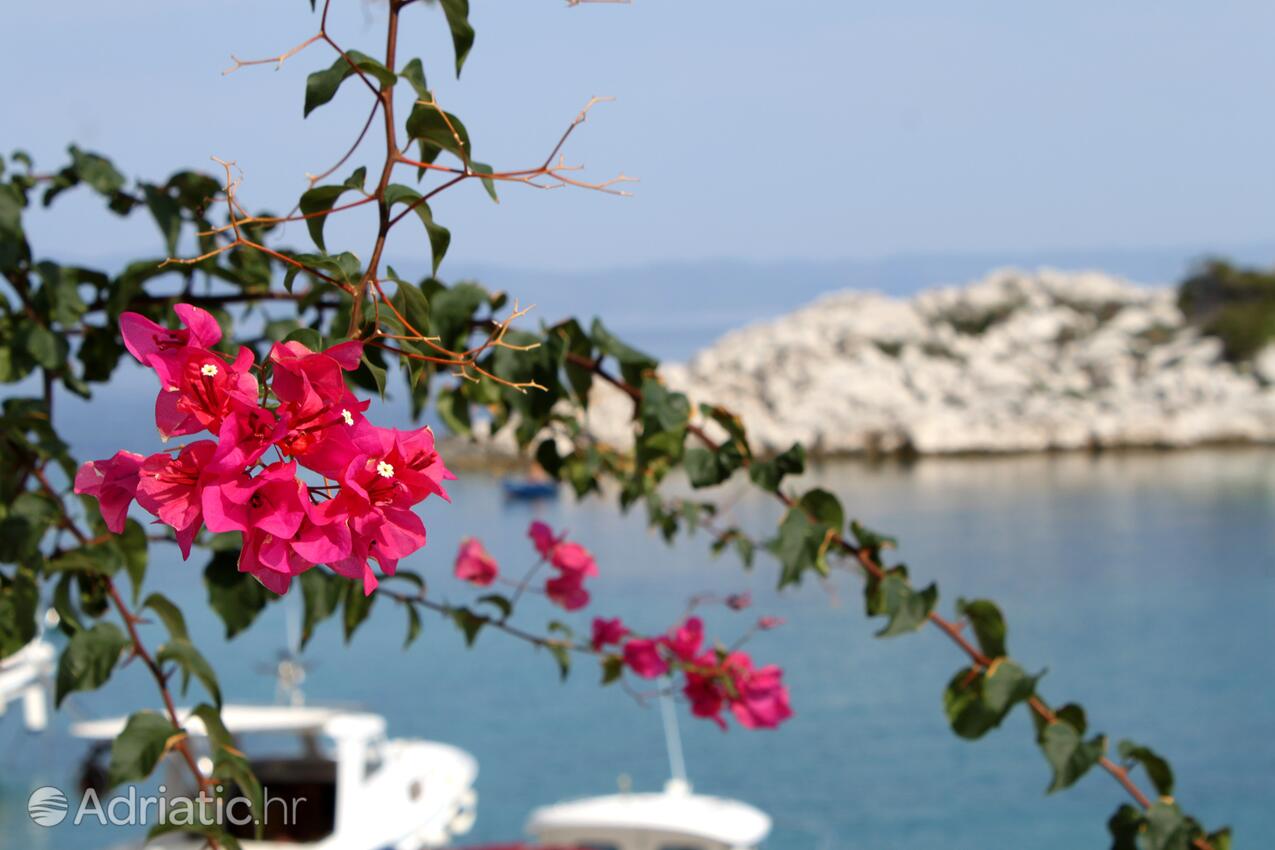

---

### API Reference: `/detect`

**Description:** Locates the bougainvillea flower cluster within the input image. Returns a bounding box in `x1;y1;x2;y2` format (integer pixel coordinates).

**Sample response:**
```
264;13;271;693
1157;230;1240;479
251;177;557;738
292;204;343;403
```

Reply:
75;304;453;595
452;520;600;611
449;522;790;729
604;615;793;730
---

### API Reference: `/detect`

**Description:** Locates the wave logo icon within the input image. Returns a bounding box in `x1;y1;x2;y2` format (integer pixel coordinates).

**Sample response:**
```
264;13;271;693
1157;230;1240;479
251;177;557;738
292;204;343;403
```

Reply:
27;786;69;827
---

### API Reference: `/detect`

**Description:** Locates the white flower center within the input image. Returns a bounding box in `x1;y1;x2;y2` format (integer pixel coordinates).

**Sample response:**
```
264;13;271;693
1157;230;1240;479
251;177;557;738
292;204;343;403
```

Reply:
376;461;395;479
200;363;219;377
341;409;354;426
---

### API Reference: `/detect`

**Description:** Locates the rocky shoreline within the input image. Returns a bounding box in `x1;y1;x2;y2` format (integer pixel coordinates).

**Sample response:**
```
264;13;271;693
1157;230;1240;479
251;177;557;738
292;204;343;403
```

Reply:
473;269;1275;459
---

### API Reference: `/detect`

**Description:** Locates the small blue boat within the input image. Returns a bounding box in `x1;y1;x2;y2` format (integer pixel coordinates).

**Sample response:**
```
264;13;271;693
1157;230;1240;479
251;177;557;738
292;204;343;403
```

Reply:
501;478;560;500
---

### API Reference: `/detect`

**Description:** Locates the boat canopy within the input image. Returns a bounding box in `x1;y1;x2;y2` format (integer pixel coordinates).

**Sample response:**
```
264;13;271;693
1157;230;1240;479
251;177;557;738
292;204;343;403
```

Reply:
71;704;386;741
527;788;772;850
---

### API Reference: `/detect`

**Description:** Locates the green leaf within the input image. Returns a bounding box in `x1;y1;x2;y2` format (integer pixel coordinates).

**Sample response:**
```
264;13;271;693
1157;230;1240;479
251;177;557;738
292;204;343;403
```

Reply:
451;606;486;646
400;58;429;99
158;638;222;708
143;183;182;255
342;581;376;642
204;549;273;639
298;169;364;251
299;569;343;649
591;318;657;385
56;622;128;705
304;50;396;117
600;654;624;685
405;97;473;164
384;184;451;273
1108;803;1144;850
849;518;898;554
1117;739;1175;797
69;146;126;196
942;660;1037;740
21;323;66;370
955;597;1007;659
476;593;513;620
107;711;180;788
403;603;422;648
112;518;148;603
1036;704;1105;792
865;565;937;637
142;593;189;642
0;569;38;658
1144;801;1194;850
438;0;475;76
684;448;722;488
748;442;805;492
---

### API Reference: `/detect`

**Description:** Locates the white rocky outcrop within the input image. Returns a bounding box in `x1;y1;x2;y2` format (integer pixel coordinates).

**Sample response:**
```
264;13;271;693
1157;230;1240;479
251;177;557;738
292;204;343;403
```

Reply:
574;268;1275;455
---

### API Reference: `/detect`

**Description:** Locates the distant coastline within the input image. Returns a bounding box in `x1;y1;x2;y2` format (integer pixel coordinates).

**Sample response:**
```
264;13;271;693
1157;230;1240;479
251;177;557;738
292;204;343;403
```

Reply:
463;268;1275;462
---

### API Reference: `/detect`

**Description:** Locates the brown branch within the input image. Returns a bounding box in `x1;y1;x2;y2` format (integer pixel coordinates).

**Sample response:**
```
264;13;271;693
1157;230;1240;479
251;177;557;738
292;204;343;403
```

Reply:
31;468;220;845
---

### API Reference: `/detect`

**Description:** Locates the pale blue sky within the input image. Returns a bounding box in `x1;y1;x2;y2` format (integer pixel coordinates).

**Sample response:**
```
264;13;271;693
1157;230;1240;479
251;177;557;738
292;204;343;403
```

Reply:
3;1;1274;273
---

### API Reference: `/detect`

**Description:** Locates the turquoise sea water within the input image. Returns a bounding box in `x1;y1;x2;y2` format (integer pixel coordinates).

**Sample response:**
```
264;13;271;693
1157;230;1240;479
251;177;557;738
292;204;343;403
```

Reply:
2;447;1273;849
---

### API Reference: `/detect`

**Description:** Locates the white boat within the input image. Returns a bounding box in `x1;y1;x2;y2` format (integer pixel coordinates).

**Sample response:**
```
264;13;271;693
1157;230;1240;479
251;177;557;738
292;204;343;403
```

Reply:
522;685;772;850
526;777;771;850
0;638;55;732
72;704;479;850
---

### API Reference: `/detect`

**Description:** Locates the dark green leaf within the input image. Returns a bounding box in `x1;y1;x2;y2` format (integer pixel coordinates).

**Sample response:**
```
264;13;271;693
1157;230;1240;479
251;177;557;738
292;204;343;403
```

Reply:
1118;739;1175;797
142;593;189;642
384;184;450;273
438;0;475;76
108;711;179;788
955;597;1007;659
158;638;222;708
400;58;428;98
405;97;472;164
299;569;343;649
204;549;273;639
748;442;805;492
304;50;396;117
451;606;485;646
342;582;376;642
943;660;1037;740
0;569;38;658
865;566;937;637
56;622;128;705
1037;704;1105;793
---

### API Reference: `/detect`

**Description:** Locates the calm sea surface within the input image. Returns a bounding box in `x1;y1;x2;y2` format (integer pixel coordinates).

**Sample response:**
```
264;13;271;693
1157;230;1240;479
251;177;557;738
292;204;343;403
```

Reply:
2;437;1273;848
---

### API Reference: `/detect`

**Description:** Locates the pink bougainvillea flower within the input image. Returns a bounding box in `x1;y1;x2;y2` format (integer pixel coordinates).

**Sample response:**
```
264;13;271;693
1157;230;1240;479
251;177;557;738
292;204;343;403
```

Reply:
207;405;286;474
527;520;558;559
239;528;313;595
291;497;354;565
757;616;785;631
120;303;223;384
549;541;599;577
201;461;307;538
454;538;499;587
74;451;145;534
545;571;590;611
725;592;752;611
725;653;793;730
135;441;219;557
269;339;363;409
622;637;669;679
590;617;629;651
664;616;704;662
155;347;259;439
683;665;728;729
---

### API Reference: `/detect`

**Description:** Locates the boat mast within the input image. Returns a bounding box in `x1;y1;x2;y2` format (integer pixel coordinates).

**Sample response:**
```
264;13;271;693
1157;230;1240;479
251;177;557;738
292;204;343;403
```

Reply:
658;677;690;793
